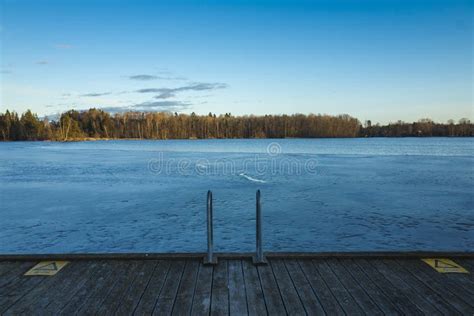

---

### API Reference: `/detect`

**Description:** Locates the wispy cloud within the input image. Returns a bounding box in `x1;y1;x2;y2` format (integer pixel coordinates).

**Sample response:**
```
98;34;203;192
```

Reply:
80;92;111;97
136;82;227;99
160;75;187;80
100;100;190;113
98;106;133;114
54;43;73;49
136;88;163;93
0;70;12;74
129;74;159;81
134;100;190;111
36;60;49;65
154;91;176;99
129;74;186;81
56;81;223;114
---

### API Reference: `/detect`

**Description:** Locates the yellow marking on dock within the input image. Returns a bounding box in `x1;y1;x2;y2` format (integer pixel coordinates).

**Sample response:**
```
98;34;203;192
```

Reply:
422;258;468;273
24;261;69;276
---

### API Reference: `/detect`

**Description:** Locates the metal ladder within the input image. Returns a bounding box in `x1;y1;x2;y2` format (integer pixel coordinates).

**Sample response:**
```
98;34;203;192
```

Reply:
203;190;267;265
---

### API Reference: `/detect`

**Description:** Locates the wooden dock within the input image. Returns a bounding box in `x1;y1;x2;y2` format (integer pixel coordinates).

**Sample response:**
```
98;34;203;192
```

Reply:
1;255;473;315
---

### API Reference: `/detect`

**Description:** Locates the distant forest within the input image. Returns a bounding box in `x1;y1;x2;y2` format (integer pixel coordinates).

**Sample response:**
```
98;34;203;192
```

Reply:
0;108;472;141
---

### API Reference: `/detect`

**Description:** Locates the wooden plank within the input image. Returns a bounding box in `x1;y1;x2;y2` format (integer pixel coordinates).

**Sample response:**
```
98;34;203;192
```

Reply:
241;259;267;316
96;260;143;315
381;259;459;315
114;260;158;315
73;260;125;315
2;251;473;261
75;261;128;315
211;260;229;316
298;260;344;315
312;259;364;315
448;259;474;295
417;258;474;300
4;261;89;315
283;259;325;315
190;262;214;315
152;260;185;315
0;262;28;279
0;274;46;313
456;259;474;282
257;261;286;315
1;256;471;315
405;258;474;304
0;253;206;261
133;260;171;315
457;259;474;270
38;261;106;313
228;260;248;315
441;272;474;297
339;259;401;315
369;259;442;314
0;261;15;277
76;261;145;315
52;261;108;315
398;259;474;313
327;258;383;315
0;264;44;296
0;262;33;288
354;259;423;315
270;259;306;315
172;260;200;315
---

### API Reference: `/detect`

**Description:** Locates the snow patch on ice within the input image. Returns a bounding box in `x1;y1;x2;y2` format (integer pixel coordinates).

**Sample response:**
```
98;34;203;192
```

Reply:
239;173;266;183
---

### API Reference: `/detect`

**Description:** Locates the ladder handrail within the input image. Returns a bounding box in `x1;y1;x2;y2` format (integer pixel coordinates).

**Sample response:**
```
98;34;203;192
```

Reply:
203;189;265;265
204;190;217;264
254;189;267;264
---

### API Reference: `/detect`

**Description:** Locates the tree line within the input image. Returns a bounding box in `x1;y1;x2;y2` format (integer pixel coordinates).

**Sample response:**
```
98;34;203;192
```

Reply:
0;108;472;141
360;118;473;137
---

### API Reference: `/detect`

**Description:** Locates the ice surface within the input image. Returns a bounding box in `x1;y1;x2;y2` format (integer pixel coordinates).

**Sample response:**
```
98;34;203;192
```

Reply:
0;138;473;253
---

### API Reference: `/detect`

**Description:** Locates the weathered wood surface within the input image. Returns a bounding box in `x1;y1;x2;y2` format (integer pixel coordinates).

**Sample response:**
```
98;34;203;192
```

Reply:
0;257;473;315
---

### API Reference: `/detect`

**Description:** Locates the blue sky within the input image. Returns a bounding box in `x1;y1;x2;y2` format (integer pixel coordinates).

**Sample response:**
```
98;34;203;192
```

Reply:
0;0;472;123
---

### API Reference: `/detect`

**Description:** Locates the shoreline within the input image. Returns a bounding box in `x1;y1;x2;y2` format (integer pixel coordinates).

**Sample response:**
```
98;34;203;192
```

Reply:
1;135;473;142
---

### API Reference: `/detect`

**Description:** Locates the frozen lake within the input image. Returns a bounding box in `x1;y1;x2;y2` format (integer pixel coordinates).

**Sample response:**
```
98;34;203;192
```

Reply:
0;138;473;254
